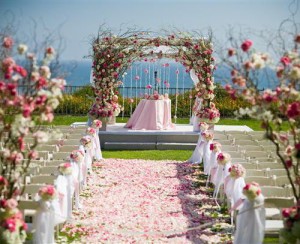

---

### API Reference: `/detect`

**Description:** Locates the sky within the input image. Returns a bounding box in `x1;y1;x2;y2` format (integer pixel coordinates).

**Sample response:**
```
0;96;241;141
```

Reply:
0;0;299;61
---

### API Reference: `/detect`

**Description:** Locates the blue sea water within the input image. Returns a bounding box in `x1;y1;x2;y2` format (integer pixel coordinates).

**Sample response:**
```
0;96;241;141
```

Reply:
62;60;278;91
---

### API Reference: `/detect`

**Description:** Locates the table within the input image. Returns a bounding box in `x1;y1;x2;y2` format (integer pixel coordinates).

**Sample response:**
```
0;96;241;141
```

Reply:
125;99;175;130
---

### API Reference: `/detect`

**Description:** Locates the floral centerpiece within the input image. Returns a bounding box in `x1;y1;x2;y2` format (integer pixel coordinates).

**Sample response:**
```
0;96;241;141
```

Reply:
196;102;220;124
58;162;73;176
217;152;231;166
0;199;27;244
201;131;214;141
242;182;262;201
38;185;57;201
80;136;93;149
210;142;222;153
70;150;84;163
280;204;300;243
229;164;246;179
144;91;165;100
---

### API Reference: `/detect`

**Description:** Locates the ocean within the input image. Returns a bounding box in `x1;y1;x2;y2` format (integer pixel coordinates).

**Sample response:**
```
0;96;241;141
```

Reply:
62;60;278;91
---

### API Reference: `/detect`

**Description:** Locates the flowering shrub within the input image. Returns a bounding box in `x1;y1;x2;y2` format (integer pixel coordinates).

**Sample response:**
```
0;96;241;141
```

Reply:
280;204;300;243
217;152;231;166
209;142;222;153
0;34;65;241
38;185;57;201
221;34;300;238
242;182;262;201
70;150;84;163
80;136;93;149
0;199;27;244
58;162;73;176
228;164;246;179
201;131;214;141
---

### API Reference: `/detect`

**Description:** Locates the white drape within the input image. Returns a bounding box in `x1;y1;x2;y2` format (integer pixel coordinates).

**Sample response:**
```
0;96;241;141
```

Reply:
234;195;265;244
188;133;205;164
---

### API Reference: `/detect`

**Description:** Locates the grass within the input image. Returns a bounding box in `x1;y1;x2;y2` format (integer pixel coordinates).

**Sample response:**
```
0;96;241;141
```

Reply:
103;150;193;161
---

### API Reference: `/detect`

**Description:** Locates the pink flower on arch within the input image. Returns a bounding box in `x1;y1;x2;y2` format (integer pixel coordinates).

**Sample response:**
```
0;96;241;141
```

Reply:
241;39;253;52
2;36;13;49
280;56;291;66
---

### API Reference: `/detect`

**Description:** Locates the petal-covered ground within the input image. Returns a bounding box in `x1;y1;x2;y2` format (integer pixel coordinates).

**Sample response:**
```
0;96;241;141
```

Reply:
59;159;231;243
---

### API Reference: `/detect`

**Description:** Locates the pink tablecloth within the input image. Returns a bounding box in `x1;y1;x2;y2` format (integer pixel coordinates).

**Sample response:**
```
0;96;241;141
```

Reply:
125;99;175;130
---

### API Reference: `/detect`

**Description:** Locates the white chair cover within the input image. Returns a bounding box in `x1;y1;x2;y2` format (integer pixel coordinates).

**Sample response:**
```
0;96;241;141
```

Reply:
188;133;205;164
70;161;81;209
234;194;265;244
207;150;219;185
212;162;232;198
55;174;74;220
33;200;57;244
93;128;103;160
203;140;212;175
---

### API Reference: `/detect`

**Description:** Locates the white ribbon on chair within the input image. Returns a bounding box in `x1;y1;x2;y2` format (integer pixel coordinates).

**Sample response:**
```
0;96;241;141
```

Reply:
212;162;232;199
70;161;81;209
203;140;212;175
206;150;219;186
33;200;57;244
234;194;265;244
54;175;68;220
93;128;103;160
188;133;205;164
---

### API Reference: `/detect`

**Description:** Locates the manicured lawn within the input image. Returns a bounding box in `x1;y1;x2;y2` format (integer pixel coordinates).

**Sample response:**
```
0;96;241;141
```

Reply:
102;150;193;161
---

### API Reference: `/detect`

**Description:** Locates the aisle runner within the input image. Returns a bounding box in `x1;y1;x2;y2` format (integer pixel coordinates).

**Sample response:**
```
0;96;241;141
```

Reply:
63;159;223;243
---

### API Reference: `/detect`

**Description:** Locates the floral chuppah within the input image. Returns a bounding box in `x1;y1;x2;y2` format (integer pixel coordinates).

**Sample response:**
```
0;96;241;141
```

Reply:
88;27;220;129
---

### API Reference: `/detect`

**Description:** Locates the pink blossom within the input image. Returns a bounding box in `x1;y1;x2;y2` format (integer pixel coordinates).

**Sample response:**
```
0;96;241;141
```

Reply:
280;56;291;66
3;218;16;232
286;101;300;119
241;39;253;52
5;199;18;210
228;48;235;56
28;150;38;160
0;176;8;186
2;36;13;49
45;46;55;55
134;75;140;80
146;84;152;89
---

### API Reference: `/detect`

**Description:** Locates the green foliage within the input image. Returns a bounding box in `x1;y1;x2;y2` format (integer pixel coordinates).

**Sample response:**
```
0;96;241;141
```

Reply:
55;86;251;117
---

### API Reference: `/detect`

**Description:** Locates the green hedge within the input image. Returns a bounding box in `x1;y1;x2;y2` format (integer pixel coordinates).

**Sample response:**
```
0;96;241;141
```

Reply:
55;86;250;117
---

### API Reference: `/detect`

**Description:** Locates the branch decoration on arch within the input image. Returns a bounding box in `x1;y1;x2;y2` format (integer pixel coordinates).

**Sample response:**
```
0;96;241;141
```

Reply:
89;27;219;124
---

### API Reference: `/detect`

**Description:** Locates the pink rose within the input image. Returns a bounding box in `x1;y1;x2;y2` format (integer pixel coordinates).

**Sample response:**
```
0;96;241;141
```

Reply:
241;39;253;52
286;102;300;119
3;218;16;232
2;36;13;49
280;56;291;66
5;199;18;210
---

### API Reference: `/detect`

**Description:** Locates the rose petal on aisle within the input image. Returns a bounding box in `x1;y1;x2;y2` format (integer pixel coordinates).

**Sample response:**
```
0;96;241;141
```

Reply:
63;159;225;243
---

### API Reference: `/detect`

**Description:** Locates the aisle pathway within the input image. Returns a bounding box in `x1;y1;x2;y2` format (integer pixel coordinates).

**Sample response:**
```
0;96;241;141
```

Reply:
62;159;225;243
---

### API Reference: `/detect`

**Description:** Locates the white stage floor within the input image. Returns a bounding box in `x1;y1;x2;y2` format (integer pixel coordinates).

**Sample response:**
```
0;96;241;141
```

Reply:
72;122;253;134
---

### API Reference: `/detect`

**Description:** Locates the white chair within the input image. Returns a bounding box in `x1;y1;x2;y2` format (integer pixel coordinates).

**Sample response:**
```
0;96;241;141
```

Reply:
30;175;56;184
39;166;59;175
52;152;71;161
245;176;273;186
245;169;265;177
59;145;79;152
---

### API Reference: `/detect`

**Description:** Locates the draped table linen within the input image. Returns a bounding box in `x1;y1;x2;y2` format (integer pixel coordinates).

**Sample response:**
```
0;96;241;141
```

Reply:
125;99;175;130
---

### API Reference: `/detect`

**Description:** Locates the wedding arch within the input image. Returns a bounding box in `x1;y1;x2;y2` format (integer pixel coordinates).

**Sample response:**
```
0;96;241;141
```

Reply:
88;27;220;124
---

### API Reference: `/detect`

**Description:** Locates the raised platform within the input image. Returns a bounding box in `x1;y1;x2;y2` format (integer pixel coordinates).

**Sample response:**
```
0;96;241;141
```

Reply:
72;122;253;150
